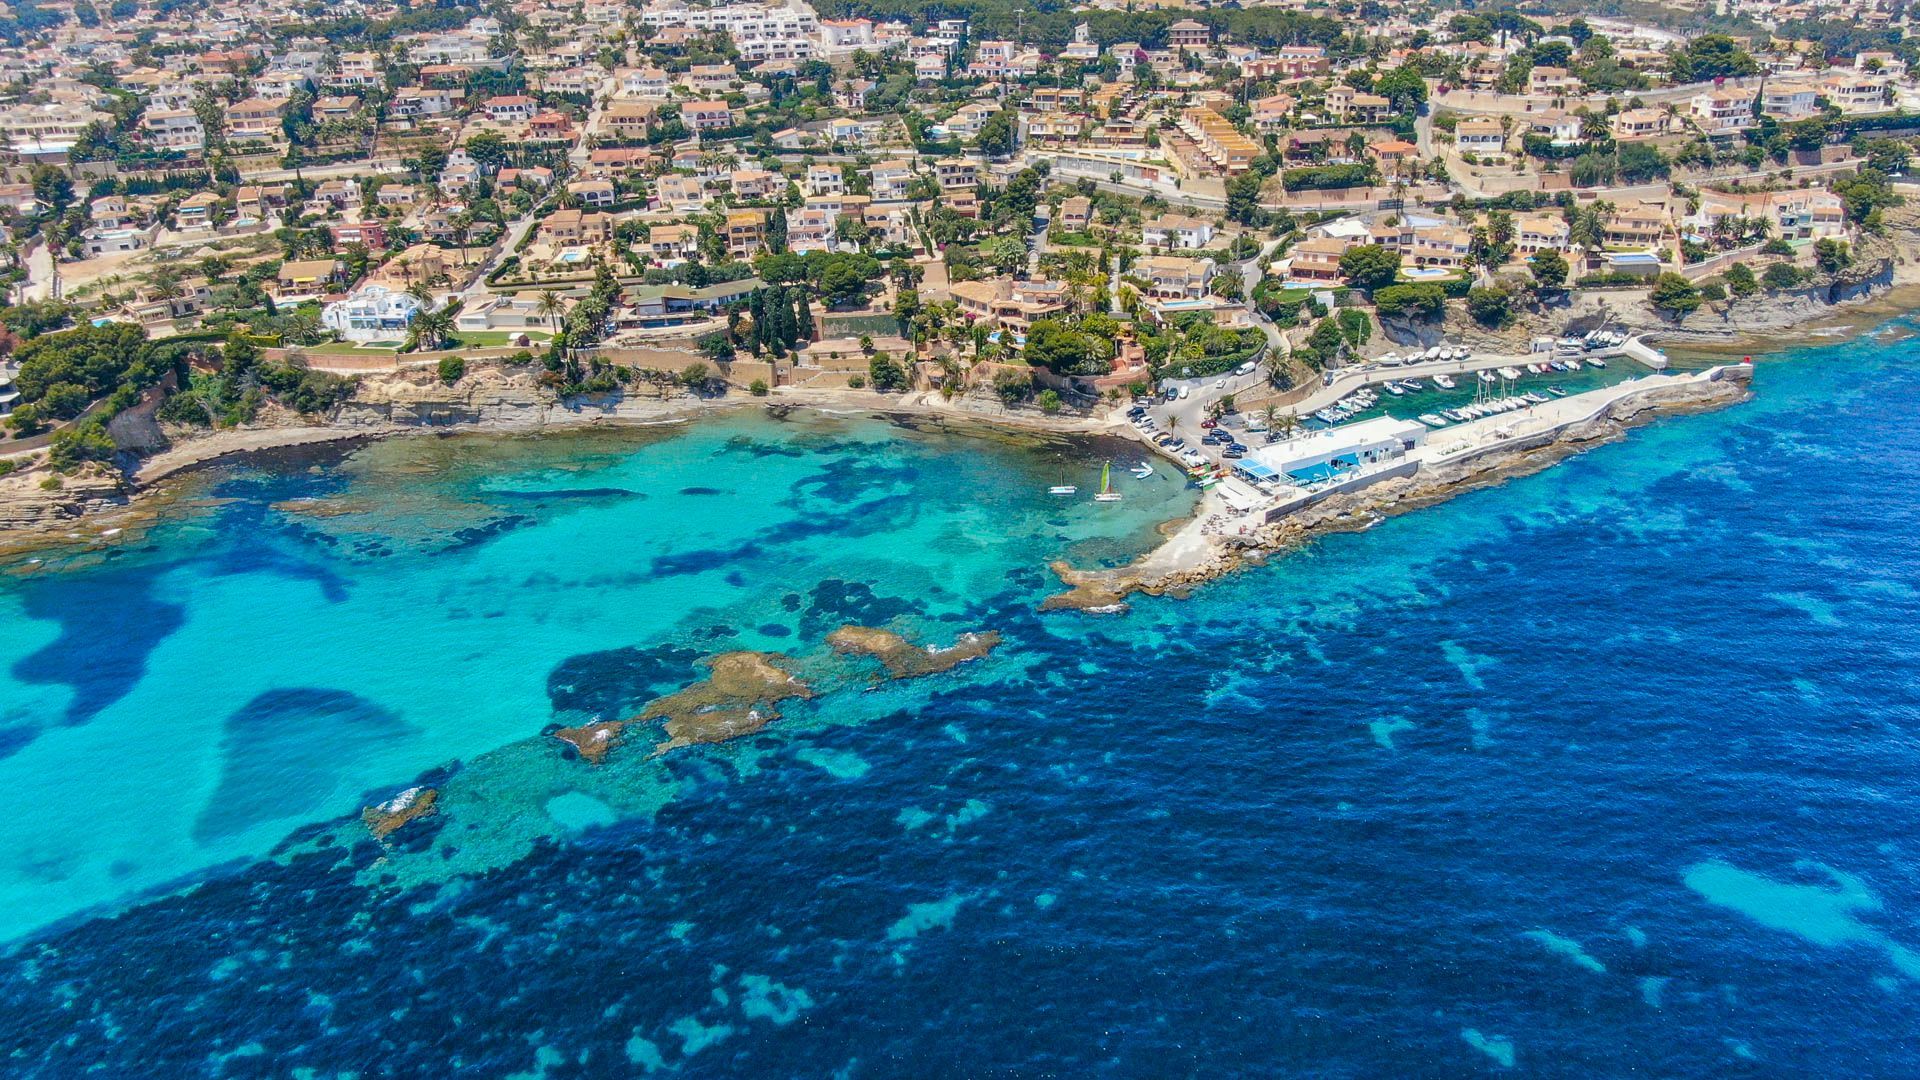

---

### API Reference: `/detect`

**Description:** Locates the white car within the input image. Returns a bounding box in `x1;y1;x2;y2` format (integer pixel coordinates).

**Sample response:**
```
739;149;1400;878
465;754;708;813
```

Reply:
1178;386;1191;400
1236;362;1257;376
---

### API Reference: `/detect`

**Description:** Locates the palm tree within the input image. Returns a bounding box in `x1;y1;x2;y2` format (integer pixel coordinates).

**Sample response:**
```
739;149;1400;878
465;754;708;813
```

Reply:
409;307;452;351
536;289;566;335
43;223;62;301
405;279;436;312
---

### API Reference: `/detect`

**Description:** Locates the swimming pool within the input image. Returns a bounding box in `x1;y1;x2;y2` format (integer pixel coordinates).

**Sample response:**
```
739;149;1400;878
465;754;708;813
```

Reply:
1287;458;1357;484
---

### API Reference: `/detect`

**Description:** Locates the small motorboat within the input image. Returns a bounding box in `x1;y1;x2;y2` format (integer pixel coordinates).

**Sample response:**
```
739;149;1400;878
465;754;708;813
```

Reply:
1131;462;1154;479
1418;413;1448;427
1587;356;1607;368
1433;374;1456;389
1547;385;1568;397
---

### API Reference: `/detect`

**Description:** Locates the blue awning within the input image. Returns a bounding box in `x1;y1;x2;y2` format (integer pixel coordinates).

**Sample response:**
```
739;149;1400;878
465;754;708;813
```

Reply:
1233;460;1280;481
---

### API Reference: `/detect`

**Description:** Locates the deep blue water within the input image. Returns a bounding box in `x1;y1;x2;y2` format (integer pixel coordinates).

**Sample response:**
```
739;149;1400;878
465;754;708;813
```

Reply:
1;329;1918;1076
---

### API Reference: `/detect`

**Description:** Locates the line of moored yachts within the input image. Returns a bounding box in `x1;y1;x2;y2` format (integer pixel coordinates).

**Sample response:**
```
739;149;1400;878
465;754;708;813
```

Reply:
1312;356;1607;428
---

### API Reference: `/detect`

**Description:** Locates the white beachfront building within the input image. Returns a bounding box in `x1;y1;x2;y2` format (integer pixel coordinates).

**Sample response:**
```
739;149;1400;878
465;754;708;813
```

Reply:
321;284;423;342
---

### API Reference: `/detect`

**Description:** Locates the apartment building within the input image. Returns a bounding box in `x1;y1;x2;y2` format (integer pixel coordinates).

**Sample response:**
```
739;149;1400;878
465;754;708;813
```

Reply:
1610;107;1669;141
725;208;768;258
1821;71;1891;114
1760;81;1820;120
1175;106;1257;175
1689;91;1755;135
681;101;737;131
806;164;845;196
1135;255;1214;297
140;109;205;152
1167;19;1211;49
1142;214;1214;250
1455;117;1508;160
1603;202;1668;248
1515;214;1571;255
934;159;978;192
1288;236;1349;282
1691;188;1845;241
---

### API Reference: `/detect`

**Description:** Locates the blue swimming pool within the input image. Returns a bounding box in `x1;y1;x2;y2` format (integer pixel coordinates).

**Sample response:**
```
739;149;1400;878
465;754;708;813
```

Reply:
1287;458;1356;484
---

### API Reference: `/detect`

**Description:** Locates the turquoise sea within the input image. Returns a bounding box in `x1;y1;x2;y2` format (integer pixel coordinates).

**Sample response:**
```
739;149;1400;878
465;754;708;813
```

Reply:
0;325;1917;1075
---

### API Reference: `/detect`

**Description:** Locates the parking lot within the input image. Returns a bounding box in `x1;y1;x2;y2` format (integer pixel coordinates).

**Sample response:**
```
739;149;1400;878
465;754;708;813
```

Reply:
1126;362;1276;473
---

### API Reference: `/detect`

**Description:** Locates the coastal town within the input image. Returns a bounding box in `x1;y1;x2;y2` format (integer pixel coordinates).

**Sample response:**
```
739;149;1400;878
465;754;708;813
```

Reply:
0;0;1910;550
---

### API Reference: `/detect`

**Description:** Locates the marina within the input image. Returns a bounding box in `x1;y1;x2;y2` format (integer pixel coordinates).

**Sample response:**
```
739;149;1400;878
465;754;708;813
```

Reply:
1296;354;1661;434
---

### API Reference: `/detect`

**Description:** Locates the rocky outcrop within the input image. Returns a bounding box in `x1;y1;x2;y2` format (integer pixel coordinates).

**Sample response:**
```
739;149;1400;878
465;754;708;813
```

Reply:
0;470;128;533
362;786;438;838
547;720;627;765
826;625;1002;678
642;651;813;753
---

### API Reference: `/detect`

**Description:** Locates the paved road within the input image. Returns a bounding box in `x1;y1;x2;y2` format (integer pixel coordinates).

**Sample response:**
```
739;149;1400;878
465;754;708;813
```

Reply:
1228;236;1290;357
1434;76;1767;118
1027;208;1049;276
22;240;52;302
459;213;541;305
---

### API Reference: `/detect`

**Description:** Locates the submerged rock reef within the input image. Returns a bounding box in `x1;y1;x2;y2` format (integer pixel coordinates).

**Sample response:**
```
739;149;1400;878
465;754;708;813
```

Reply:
543;627;1002;769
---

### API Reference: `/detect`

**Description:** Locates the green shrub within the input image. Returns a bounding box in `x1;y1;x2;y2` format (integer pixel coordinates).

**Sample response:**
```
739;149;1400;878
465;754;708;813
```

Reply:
47;420;117;471
749;378;769;396
438;356;466;385
1372;282;1448;320
1762;262;1811;290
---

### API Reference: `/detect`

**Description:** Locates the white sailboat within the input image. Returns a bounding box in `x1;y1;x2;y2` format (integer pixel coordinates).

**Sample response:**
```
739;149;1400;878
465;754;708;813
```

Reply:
1094;461;1123;502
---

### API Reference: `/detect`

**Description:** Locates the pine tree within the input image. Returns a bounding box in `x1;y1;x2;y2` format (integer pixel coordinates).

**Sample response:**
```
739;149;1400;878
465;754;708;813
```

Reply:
794;290;814;345
747;288;767;355
768;288;793;357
